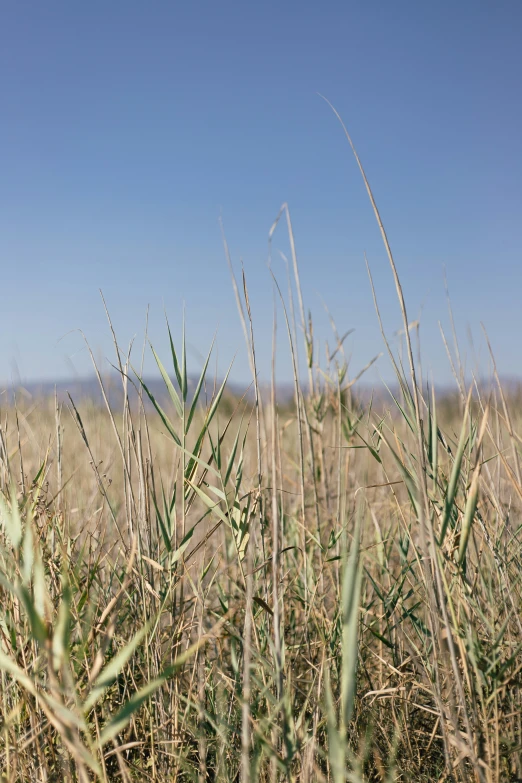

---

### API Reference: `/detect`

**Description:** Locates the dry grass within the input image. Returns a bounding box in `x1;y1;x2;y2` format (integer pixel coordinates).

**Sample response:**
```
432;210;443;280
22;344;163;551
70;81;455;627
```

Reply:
1;300;522;782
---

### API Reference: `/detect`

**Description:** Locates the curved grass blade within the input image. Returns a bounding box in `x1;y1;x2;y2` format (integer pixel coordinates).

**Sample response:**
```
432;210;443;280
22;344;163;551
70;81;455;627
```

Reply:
98;616;227;746
440;392;472;545
185;336;216;434
84;622;151;713
135;373;181;447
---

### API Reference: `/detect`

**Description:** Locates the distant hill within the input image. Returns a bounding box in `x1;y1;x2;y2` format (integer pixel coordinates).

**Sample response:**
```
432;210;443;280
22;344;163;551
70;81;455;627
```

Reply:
1;373;297;411
3;373;521;413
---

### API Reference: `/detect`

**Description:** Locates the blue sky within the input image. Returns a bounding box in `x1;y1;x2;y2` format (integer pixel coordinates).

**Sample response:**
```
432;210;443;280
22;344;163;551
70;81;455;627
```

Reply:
2;2;521;388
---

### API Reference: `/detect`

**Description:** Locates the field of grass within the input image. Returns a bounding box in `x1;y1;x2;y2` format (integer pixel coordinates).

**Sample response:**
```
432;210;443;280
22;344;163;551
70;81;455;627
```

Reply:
1;140;522;782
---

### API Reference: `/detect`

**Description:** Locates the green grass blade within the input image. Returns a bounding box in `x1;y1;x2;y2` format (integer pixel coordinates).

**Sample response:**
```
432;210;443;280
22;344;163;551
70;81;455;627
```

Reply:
52;578;72;672
325;670;346;783
439;401;470;545
458;464;481;566
185;336;216;434
0;648;38;695
19;584;48;644
84;622;151;712
150;344;184;420
99;629;217;747
136;374;181;446
0;487;22;550
167;319;183;391
22;518;34;586
151;488;173;553
224;423;245;488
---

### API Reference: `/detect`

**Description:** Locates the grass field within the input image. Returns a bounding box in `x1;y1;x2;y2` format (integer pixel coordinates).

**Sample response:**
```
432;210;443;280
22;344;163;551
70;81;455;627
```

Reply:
1;139;522;782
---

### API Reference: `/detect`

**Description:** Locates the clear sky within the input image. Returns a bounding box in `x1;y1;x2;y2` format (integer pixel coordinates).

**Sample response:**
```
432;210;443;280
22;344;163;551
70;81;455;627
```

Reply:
2;2;522;389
